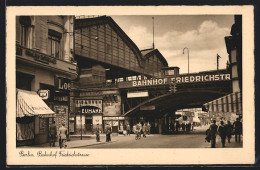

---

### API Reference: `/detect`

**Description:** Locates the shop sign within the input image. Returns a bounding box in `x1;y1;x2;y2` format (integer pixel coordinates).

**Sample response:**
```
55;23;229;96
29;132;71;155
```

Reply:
38;90;49;100
93;115;102;125
103;117;124;120
55;77;71;91
75;99;102;109
127;91;149;98
118;117;125;120
25;49;56;64
81;105;102;114
103;117;119;120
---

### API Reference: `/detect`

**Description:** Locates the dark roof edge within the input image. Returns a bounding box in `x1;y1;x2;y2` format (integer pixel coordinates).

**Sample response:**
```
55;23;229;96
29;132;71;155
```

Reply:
75;16;143;67
143;49;168;67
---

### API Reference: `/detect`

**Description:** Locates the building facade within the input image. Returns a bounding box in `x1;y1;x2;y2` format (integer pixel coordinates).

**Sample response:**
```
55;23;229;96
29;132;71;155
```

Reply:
16;16;77;145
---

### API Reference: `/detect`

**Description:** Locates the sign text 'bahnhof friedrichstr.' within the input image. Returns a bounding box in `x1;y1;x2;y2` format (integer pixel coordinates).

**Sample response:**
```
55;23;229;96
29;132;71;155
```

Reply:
118;73;231;88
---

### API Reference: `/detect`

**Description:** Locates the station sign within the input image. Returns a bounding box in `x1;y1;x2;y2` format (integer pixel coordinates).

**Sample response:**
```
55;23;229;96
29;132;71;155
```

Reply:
171;74;231;84
118;73;231;88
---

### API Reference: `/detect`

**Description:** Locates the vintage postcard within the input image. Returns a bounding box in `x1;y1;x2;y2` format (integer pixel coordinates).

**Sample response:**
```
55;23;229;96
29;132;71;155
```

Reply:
6;6;255;165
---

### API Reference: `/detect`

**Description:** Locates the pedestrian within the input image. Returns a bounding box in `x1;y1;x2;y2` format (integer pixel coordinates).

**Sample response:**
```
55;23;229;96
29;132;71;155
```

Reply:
142;123;147;137
209;120;218;148
105;123;112;142
233;118;242;143
49;120;57;147
126;123;131;136
225;120;233;143
218;121;227;147
133;124;136;134
136;122;141;139
58;123;68;149
147;122;151;135
181;123;185;131
96;124;101;142
176;122;179;133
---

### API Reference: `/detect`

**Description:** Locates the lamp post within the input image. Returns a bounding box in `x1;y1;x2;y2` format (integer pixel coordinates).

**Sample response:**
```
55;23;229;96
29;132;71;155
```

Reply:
183;47;189;74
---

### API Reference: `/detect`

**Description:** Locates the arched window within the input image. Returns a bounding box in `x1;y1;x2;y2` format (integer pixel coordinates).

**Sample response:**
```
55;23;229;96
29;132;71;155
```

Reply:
19;16;31;47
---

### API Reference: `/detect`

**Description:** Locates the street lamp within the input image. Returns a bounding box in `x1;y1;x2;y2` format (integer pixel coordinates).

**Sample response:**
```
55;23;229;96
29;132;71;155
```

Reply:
183;47;189;74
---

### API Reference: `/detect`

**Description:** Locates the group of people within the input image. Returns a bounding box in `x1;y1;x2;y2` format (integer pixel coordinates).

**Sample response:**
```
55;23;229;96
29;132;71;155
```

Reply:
95;123;112;142
207;118;242;148
49;121;68;149
132;122;151;138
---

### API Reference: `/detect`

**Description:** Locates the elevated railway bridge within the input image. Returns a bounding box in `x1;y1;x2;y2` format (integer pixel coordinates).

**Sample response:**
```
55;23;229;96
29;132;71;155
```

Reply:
117;70;232;129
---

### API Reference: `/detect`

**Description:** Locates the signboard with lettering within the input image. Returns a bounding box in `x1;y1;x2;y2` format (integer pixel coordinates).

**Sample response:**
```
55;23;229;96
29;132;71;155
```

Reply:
55;77;71;91
25;49;57;64
38;90;49;100
81;105;102;114
75;99;102;110
118;73;231;88
140;105;156;110
127;91;149;98
92;115;102;125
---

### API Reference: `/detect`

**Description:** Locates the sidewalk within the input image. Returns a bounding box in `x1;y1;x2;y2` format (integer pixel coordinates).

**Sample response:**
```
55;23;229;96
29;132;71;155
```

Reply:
18;133;136;148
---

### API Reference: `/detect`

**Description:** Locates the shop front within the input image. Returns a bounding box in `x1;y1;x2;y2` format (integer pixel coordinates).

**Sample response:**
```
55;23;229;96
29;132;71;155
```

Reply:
74;99;103;134
103;116;125;134
16;89;55;146
203;91;242;124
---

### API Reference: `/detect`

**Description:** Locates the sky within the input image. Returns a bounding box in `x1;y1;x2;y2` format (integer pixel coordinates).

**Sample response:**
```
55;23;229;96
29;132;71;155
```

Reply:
111;15;234;74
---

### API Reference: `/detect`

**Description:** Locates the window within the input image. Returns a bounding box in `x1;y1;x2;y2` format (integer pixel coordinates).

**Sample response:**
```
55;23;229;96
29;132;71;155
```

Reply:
48;29;62;59
19;16;31;47
16;72;34;91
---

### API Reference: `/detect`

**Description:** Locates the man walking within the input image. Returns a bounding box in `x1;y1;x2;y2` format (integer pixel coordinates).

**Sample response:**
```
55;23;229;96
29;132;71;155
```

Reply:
142;123;147;138
147;122;151;135
233;118;242;143
49;120;57;147
58;123;68;149
218;121;227;147
105;123;112;142
126;123;131;136
209;120;218;148
225;120;233;143
96;124;101;142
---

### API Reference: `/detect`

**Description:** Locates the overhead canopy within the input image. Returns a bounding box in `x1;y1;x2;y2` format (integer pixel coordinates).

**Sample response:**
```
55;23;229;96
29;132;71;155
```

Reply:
16;89;55;118
203;91;242;114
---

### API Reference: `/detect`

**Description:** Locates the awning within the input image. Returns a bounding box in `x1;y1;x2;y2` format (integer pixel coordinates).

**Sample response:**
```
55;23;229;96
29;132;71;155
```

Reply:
16;89;55;118
203;91;242;114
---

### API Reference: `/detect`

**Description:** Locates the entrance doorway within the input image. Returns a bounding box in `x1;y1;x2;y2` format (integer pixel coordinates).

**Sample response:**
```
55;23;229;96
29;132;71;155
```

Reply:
85;118;92;133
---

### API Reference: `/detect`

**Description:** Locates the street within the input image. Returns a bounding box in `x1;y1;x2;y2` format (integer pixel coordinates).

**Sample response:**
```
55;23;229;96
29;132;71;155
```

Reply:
80;133;243;149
